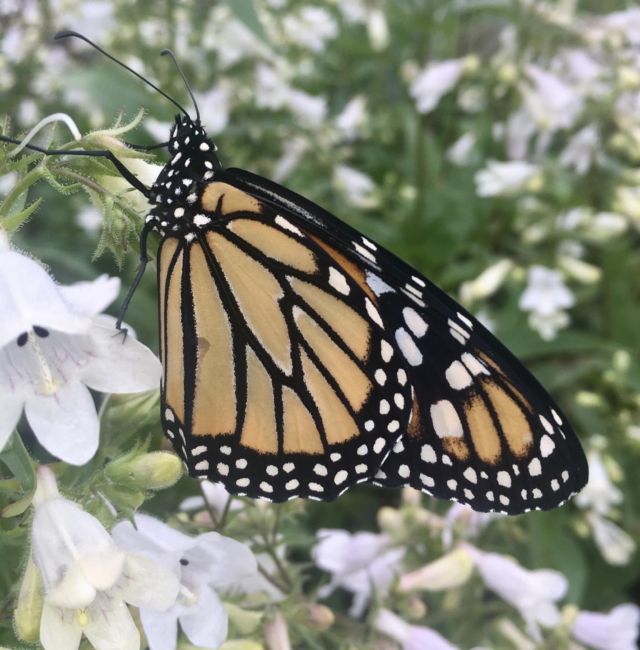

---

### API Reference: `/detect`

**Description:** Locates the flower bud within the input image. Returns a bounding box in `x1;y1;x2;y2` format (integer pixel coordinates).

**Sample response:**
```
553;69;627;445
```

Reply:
558;256;601;285
305;603;335;631
398;548;474;592
264;611;291;650
14;556;44;642
226;602;263;635
105;451;183;490
377;506;403;533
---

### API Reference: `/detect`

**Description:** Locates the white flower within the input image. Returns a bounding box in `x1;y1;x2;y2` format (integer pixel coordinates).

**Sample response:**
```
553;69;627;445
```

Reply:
75;206;103;233
504;108;537;160
272;137;309;182
475;160;542;197
446;132;476;166
333;164;378;209
335;96;367;140
519;266;574;340
460;259;514;304
572;603;640;650
441;503;498;549
112;513;258;650
31;467;179;650
559;124;600;175
586;512;636;566
468;547;568;641
367;8;389;51
281;7;338;53
198;83;232;135
312;529;404;617
374;609;459;650
254;64;327;127
0;245;162;464
398;548;474;592
410;58;465;114
523;65;584;132
575;449;622;516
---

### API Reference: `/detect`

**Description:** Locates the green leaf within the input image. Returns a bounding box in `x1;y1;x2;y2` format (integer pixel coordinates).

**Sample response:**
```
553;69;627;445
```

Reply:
0;433;35;490
0;433;36;518
2;197;42;232
221;0;267;43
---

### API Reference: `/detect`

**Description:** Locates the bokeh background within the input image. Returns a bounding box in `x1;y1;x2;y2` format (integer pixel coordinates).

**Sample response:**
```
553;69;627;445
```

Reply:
1;1;639;648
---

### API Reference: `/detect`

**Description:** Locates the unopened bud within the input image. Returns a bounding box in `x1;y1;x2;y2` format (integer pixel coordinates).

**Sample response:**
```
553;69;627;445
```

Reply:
377;506;403;533
398;548;474;592
218;642;264;650
226;603;263;635
14;556;44;642
305;603;335;631
264;611;291;650
105;451;183;490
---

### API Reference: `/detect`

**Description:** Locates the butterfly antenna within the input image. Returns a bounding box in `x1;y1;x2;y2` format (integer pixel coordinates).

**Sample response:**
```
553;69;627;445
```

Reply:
54;30;191;120
160;48;201;123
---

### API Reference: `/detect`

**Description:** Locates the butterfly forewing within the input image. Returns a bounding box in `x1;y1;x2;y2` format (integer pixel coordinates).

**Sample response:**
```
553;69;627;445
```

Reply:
158;182;412;501
218;168;589;513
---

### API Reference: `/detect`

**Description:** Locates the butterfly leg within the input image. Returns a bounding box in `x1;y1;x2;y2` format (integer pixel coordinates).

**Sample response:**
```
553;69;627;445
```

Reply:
115;221;153;341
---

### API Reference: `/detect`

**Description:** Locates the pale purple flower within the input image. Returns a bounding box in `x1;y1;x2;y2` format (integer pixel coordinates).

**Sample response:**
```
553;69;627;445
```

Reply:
375;609;459;650
572;603;640;650
112;514;258;650
333;164;378;209
312;529;404;617
468;546;568;641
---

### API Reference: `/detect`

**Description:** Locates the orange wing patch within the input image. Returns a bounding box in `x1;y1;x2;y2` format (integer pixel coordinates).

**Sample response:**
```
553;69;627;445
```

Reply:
201;181;262;215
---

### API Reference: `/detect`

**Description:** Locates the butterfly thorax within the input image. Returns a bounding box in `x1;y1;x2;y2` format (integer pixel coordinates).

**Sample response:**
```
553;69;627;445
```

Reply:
146;115;222;239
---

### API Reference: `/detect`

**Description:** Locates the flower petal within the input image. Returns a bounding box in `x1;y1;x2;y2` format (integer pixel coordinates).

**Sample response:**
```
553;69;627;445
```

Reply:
80;320;161;393
0;250;89;348
184;532;258;590
32;497;124;608
179;584;228;649
59;275;120;316
118;553;180;610
140;608;180;650
84;594;140;650
40;603;82;650
25;381;99;465
113;514;195;557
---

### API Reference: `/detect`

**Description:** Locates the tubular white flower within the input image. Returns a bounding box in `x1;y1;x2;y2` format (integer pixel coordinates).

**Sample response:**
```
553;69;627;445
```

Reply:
475;160;542;197
0;246;162;464
312;529;404;617
572;603;640;650
31;468;179;650
460;259;514;304
398;548;474;592
575;449;622;516
467;546;568;641
519;266;574;340
586;512;636;566
410;59;465;114
333;164;378;209
112;513;258;650
374;609;460;650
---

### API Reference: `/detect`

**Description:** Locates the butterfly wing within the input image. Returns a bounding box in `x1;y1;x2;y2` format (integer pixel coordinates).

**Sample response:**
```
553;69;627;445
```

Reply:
220;168;589;513
157;180;412;502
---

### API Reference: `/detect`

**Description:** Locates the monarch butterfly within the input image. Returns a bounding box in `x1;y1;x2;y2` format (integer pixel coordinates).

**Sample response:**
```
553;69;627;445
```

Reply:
3;32;588;514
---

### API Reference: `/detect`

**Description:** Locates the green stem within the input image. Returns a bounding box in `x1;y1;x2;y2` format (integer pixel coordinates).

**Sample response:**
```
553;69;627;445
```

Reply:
198;480;220;528
216;494;234;533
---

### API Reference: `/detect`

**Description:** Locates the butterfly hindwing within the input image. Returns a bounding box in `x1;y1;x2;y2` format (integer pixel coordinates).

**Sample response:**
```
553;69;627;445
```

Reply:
219;168;589;513
158;180;412;501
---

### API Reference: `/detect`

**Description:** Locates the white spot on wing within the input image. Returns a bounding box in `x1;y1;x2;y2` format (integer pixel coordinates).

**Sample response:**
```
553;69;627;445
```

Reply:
395;327;423;366
403;306;428;338
328;267;350;295
445;360;473;390
430;400;463;438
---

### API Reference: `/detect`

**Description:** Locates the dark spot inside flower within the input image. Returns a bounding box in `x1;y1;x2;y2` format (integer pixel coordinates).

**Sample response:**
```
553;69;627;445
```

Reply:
33;326;50;338
180;558;189;566
17;332;28;346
